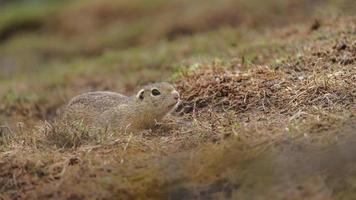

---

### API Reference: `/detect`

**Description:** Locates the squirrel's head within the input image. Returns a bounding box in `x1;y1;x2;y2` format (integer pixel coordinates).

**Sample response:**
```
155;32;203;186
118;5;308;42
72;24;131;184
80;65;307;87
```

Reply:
135;82;180;117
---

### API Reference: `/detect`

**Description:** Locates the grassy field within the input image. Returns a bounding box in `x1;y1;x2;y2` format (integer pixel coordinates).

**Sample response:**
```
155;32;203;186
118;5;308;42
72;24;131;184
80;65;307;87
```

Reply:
0;0;355;199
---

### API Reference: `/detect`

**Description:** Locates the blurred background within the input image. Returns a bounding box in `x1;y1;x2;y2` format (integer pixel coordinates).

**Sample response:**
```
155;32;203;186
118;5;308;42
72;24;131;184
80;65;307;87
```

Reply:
1;0;354;75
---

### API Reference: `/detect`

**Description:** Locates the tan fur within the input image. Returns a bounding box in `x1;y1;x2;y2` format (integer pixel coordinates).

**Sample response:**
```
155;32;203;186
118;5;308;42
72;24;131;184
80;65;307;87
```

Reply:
64;82;180;132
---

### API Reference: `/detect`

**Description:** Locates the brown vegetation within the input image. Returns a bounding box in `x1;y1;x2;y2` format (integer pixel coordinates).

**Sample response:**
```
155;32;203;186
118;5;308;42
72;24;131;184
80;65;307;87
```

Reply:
0;1;355;199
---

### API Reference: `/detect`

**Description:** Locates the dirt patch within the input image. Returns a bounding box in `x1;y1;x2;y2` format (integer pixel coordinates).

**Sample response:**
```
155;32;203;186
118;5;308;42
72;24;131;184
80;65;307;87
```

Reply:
0;20;43;42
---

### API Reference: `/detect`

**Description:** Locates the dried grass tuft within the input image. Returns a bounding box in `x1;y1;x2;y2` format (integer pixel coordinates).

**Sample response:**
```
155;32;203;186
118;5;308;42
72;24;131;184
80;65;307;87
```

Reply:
177;40;355;116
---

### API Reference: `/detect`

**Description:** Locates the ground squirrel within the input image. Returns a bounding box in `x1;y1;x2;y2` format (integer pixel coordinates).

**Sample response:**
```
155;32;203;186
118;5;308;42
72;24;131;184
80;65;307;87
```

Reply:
64;82;180;132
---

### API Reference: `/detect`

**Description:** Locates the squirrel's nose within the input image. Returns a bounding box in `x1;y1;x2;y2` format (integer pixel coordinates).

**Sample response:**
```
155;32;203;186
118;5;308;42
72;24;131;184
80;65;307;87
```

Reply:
172;91;180;100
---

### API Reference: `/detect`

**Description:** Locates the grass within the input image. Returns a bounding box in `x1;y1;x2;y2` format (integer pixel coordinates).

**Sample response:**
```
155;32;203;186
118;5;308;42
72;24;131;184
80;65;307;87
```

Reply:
0;1;67;37
0;0;356;199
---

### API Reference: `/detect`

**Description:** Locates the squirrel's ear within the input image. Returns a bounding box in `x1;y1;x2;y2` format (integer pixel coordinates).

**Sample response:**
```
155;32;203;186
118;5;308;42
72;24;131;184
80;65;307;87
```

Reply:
136;89;145;100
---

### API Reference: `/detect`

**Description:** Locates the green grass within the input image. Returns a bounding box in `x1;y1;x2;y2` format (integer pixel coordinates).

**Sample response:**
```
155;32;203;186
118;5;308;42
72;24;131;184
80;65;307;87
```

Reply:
0;1;69;34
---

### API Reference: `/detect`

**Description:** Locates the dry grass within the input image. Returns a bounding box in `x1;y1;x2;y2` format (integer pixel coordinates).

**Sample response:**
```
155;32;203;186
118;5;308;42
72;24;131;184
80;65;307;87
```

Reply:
177;39;355;116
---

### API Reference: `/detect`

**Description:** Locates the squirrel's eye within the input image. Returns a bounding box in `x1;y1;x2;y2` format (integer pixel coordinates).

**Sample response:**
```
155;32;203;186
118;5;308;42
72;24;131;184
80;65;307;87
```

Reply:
151;89;161;96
